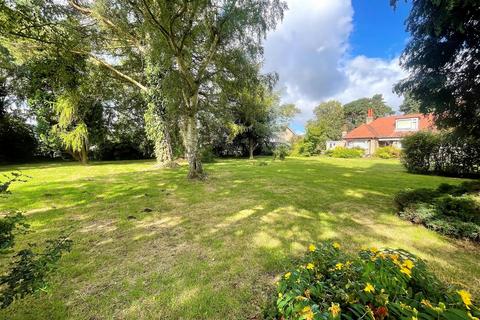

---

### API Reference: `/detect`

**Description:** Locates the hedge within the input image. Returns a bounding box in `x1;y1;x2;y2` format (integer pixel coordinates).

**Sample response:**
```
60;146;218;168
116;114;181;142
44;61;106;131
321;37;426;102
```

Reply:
401;132;480;177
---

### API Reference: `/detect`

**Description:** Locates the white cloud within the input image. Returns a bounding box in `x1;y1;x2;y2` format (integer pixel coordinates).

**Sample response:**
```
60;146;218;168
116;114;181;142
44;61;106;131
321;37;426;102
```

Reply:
330;55;407;107
263;0;407;132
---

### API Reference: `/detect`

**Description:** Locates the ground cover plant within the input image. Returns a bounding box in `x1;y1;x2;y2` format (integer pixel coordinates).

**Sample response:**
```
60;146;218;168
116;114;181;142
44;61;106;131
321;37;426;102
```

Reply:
394;181;480;241
270;241;478;319
0;157;479;319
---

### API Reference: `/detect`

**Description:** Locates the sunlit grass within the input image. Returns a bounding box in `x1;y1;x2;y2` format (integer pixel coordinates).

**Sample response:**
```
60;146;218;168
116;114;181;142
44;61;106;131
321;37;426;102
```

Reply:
0;157;478;319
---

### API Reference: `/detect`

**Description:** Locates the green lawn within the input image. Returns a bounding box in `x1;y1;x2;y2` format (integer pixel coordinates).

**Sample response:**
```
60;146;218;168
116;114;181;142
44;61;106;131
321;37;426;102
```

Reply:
0;157;478;319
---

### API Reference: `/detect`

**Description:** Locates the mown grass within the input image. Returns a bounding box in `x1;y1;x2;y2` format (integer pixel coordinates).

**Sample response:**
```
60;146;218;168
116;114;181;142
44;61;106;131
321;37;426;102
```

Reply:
0;157;478;319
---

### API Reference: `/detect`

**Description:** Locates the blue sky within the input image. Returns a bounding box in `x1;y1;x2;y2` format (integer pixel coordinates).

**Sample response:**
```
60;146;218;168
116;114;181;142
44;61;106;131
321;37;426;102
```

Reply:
263;0;412;133
349;0;411;58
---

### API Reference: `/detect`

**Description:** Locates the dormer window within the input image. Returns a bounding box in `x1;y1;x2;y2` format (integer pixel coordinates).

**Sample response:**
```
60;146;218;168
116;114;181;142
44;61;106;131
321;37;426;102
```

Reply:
395;118;419;131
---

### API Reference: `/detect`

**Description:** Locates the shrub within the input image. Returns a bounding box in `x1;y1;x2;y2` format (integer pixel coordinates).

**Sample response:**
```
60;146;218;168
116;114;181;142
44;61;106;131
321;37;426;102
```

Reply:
394;181;480;241
328;146;364;158
435;195;480;223
401;131;439;173
401;131;480;177
399;202;437;224
291;138;315;157
424;218;480;241
200;147;216;163
0;115;38;163
269;242;478;320
273;144;290;160
374;146;401;159
393;188;439;211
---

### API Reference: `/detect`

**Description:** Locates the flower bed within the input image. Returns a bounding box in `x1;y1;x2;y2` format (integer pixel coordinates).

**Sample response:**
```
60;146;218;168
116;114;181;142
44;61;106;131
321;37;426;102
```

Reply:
269;242;478;319
394;181;480;242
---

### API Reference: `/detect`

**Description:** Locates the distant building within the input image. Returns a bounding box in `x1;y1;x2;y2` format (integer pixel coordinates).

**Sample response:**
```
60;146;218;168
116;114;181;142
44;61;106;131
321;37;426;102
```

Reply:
326;109;436;155
271;127;297;145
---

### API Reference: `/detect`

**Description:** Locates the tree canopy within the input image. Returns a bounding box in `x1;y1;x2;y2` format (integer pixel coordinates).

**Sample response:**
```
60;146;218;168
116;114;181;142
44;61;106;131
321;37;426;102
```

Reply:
0;0;287;176
343;94;393;131
392;0;480;138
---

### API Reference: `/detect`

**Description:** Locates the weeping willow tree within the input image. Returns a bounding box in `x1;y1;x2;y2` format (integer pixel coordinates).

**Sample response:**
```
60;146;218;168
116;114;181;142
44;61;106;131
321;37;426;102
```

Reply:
52;91;89;164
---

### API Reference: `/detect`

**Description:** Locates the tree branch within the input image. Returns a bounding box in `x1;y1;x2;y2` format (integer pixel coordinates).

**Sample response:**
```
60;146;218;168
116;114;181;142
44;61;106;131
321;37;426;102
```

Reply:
68;0;143;52
72;50;147;92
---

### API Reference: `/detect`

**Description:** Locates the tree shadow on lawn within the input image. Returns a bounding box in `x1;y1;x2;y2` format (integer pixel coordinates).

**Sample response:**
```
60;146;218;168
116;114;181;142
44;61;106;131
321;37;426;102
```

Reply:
0;158;478;319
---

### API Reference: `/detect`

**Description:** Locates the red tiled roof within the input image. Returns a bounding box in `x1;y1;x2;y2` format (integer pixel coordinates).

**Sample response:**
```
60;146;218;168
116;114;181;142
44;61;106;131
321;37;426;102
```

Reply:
345;113;435;140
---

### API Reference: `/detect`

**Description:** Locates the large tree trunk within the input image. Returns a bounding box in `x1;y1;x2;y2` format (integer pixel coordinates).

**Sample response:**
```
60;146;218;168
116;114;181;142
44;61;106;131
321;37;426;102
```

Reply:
153;119;174;167
181;115;204;179
144;100;174;168
248;138;255;160
79;146;88;165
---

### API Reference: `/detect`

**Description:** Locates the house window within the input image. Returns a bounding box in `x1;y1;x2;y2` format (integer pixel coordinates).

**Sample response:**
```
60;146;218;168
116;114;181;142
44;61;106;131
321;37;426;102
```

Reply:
396;118;418;131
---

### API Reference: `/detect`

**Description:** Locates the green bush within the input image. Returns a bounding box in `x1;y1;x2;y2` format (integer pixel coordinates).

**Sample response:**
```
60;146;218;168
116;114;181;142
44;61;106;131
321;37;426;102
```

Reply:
394;181;480;241
273;144;290;160
268;242;478;319
401;131;480;177
393;188;439;211
401;131;439;173
374;146;401;159
200;147;216;163
291;138;315;157
328;147;364;158
435;195;480;223
0;115;38;163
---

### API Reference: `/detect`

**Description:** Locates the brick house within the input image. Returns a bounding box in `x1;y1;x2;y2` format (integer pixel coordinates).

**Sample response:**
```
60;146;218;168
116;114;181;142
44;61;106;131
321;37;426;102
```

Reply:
327;109;436;155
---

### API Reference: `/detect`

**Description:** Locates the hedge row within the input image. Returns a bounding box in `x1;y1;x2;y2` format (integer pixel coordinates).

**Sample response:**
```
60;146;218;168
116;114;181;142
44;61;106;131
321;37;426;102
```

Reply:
401;132;480;177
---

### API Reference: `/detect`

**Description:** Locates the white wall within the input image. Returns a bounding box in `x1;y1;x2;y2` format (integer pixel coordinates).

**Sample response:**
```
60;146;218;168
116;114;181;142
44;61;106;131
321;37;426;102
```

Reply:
347;140;369;150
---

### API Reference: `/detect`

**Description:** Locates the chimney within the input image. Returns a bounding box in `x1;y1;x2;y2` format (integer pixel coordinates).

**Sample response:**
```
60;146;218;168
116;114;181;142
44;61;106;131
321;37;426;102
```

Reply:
366;108;374;124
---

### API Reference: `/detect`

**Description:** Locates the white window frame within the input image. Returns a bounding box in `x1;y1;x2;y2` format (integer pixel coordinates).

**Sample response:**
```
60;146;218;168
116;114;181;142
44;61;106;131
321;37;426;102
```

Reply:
395;118;418;131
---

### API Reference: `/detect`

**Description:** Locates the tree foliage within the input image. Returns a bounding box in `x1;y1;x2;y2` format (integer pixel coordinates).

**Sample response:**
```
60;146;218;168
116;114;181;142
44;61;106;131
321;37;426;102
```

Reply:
343;94;393;130
1;0;287;177
399;93;421;114
300;100;345;154
392;0;480;138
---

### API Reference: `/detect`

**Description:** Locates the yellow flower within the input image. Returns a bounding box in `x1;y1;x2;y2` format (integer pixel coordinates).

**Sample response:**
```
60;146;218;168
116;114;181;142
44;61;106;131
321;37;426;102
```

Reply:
284;272;291;280
306;263;315;270
389;253;399;261
345;260;352;267
278;292;283;298
458;290;472;310
392;257;402;266
421;299;432;308
301;306;314;320
329;302;341;317
403;259;414;270
308;244;316;252
335;262;344;270
333;242;341;249
400;266;412;277
364;283;375;293
370;247;378;254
